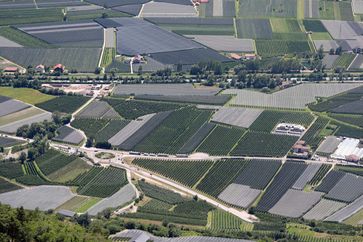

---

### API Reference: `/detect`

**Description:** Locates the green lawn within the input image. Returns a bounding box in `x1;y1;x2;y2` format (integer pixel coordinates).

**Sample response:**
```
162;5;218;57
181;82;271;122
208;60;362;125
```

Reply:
0;87;55;105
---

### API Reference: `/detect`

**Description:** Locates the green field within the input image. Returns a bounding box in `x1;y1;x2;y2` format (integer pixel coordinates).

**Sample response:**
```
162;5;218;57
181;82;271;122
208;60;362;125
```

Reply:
0;177;21;194
238;0;297;18
71;118;129;145
332;53;355;69
0;162;24;179
310;32;332;40
76;167;128;198
0;27;52;48
133;158;213;187
100;48;115;68
302;20;327;32
139;180;187;204
0;87;55;105
36;95;90;114
231;131;298;157
250;110;314;132
196;159;248;197
196;125;246;156
105;98;182;120
270;18;301;33
308;164;331;186
125;199;214;226
35;149;78;176
301;117;329;149
336;165;363;177
159;24;235;35
256;40;311;57
344;209;363;226
56;196;101;213
208;210;253;233
48;158;92;183
0;8;128;26
329;114;363;128
134;108;212;154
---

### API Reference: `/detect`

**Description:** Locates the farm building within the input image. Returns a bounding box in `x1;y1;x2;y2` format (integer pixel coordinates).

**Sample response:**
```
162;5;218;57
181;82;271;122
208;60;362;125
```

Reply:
230;53;242;60
51;64;65;73
274;123;305;136
2;66;25;75
35;64;45;73
331;138;363;162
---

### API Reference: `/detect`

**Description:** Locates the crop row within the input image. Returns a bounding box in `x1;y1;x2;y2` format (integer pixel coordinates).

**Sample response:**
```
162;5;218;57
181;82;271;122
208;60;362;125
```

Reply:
135;94;230;105
329;114;363;128
231;131;298;157
105;98;182;120
315;170;345;193
256;161;308;212
77;167;128;198
178;122;216;154
308;164;332;186
35;149;77;176
196;159;248;197
0;177;20;194
250;110;314;132
133;158;213;187
36;95;90;114
309;86;363;112
70;167;104;186
134;108;212;154
0;162;24;179
208;210;250;233
196;125;245;156
302;117;329;148
234;159;282;190
139;180;186;204
119;111;172;150
256;40;311;57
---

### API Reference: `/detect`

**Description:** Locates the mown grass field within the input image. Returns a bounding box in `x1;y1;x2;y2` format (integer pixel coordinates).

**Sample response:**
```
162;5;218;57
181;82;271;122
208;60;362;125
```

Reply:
0;87;55;105
208;210;253;233
100;48;115;68
256;40;311;57
56;195;101;213
270;18;301;33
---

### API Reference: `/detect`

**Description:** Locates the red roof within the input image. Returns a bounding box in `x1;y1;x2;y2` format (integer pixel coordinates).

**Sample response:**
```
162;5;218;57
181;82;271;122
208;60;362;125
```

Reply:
4;67;18;72
53;64;64;69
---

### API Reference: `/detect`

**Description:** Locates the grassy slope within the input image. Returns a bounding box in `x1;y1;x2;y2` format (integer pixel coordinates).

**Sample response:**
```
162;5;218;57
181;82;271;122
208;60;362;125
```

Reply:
0;87;55;105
